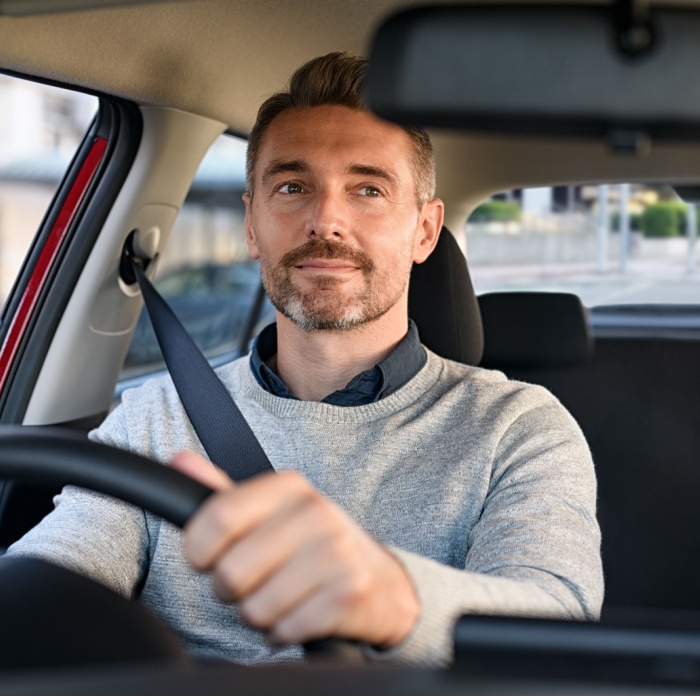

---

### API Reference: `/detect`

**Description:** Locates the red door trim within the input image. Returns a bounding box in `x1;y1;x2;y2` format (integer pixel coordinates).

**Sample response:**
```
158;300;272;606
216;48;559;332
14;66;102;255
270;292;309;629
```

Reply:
0;136;108;393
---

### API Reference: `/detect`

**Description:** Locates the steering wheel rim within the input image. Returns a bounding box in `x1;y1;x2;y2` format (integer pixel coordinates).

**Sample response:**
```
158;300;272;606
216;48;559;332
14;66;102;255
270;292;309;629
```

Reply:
0;425;363;666
0;425;218;670
0;425;213;527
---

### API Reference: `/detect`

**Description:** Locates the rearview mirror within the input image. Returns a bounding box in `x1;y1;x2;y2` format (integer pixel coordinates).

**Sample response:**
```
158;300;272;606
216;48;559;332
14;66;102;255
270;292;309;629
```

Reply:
367;4;700;148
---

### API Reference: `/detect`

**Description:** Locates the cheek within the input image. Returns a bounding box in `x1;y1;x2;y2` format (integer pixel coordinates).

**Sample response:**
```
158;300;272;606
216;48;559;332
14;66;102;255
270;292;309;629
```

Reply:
248;210;291;261
254;198;307;233
369;238;416;278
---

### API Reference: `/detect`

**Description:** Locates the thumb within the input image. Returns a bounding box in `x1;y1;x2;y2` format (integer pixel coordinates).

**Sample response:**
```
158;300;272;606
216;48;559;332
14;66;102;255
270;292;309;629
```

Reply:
169;449;233;492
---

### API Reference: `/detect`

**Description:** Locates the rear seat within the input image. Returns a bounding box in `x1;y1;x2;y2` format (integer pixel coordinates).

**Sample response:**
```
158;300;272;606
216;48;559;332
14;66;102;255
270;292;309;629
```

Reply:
479;290;700;616
479;291;593;370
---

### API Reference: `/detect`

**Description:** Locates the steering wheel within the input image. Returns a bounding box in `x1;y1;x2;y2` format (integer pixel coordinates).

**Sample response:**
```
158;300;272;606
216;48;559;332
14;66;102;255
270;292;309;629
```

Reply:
0;425;361;670
0;424;214;670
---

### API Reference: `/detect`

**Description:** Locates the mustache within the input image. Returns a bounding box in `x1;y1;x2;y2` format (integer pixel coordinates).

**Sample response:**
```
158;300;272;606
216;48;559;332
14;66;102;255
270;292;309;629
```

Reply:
279;240;374;272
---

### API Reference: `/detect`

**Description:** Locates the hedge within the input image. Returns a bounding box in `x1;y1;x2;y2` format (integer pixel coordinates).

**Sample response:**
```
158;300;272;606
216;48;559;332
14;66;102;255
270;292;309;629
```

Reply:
640;202;691;238
470;200;521;223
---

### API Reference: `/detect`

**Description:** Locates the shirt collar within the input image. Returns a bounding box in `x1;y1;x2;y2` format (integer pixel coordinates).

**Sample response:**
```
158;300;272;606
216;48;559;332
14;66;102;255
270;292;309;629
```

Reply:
249;320;426;406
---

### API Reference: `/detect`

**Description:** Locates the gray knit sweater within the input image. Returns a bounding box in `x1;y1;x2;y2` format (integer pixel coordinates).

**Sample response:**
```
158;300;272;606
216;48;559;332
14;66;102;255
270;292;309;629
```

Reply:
8;349;603;667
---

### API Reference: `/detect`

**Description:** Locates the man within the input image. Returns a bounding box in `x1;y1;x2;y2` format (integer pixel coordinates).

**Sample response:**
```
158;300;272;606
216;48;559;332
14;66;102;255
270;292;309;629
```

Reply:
8;52;603;667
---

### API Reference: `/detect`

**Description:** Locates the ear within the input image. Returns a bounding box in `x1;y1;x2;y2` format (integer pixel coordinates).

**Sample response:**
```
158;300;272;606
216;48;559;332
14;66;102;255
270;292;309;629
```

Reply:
413;198;444;264
242;192;260;260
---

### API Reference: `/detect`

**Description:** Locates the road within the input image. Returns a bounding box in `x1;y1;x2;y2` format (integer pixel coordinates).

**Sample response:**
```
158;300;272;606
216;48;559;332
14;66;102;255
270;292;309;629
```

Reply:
472;258;700;307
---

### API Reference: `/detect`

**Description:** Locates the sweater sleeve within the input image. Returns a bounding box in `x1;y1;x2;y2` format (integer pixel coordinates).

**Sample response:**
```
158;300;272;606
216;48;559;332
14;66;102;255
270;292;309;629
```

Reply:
4;403;150;599
364;393;603;667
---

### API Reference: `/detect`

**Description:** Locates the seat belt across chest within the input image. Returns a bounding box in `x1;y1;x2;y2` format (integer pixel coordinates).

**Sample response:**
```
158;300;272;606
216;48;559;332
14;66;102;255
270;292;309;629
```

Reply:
130;260;274;482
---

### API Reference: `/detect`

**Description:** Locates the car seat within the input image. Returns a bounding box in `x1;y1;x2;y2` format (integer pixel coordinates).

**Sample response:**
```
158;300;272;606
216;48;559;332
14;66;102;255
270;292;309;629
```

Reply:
408;226;483;365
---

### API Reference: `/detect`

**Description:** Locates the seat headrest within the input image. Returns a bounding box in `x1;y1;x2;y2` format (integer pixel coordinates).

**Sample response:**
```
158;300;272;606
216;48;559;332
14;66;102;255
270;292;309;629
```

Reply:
408;227;483;366
479;291;593;369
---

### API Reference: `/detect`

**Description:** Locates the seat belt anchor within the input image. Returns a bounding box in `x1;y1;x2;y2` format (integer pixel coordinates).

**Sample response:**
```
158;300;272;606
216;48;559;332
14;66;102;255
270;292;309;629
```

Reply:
119;229;158;286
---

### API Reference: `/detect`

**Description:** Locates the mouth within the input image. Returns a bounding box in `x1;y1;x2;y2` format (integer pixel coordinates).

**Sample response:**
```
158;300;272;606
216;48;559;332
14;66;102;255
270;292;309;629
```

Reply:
279;240;374;274
294;259;361;272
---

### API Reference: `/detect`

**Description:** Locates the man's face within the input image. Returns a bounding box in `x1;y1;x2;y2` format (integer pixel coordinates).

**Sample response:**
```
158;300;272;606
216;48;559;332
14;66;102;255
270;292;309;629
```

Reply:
243;104;442;332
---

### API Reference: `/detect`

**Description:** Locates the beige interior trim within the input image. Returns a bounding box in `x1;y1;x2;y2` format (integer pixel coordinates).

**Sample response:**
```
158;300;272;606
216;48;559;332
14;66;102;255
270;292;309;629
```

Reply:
23;106;225;425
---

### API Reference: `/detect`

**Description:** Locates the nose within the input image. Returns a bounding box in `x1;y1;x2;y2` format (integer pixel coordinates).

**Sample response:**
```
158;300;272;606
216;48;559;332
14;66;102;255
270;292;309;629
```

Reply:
308;189;347;240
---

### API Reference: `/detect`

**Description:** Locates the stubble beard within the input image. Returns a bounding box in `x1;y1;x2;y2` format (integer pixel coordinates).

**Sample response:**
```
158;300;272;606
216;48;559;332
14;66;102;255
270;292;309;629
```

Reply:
259;239;412;332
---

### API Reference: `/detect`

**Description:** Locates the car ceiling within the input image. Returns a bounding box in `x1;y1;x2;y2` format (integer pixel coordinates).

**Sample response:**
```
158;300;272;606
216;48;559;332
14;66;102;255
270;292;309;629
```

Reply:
0;0;440;132
3;0;700;224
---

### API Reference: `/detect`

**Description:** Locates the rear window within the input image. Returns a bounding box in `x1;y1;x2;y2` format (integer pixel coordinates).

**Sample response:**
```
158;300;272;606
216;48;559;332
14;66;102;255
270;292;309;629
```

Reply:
468;184;700;338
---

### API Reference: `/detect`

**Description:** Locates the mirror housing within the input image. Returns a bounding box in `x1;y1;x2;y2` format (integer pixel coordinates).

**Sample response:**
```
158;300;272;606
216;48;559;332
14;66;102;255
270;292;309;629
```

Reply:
367;4;700;147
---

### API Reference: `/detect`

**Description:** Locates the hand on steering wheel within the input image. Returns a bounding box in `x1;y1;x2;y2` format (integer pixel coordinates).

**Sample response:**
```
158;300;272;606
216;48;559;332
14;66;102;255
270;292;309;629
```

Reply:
169;450;419;650
0;426;417;667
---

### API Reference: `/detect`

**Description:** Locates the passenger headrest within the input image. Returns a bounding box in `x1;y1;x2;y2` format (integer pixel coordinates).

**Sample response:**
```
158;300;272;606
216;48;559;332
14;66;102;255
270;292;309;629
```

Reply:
479;291;593;369
408;227;483;365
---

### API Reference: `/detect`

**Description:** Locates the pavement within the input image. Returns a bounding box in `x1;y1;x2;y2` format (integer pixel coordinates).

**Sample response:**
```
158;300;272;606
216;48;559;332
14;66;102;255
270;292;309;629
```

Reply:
471;256;700;307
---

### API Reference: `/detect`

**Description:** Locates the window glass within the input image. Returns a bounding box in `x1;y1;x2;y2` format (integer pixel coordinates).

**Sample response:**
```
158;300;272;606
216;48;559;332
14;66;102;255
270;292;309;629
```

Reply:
120;134;274;381
467;184;700;334
0;76;97;310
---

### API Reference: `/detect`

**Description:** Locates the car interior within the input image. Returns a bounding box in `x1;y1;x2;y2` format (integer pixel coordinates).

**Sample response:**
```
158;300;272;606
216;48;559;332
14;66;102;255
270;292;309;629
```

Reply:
0;0;700;692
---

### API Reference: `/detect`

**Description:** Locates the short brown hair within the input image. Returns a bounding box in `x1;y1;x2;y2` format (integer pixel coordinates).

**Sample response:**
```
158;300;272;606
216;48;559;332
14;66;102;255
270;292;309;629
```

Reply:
245;52;436;206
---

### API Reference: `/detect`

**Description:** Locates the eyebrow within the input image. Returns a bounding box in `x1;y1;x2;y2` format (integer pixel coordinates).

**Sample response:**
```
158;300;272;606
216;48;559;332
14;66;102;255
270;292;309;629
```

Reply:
260;160;399;187
261;159;310;186
347;164;398;186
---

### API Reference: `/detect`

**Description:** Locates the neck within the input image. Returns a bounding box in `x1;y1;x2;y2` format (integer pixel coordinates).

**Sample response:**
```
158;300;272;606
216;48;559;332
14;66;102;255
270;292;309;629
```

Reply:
270;303;410;402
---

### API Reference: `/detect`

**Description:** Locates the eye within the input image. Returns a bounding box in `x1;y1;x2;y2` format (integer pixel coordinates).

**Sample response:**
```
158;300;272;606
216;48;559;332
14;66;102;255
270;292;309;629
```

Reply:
277;182;304;194
359;185;382;197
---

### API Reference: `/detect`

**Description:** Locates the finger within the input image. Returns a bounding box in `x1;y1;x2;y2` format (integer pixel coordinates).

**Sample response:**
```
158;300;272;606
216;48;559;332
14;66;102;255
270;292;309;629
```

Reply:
267;576;352;645
245;535;418;648
235;532;338;629
211;496;341;605
169;450;233;492
184;470;315;570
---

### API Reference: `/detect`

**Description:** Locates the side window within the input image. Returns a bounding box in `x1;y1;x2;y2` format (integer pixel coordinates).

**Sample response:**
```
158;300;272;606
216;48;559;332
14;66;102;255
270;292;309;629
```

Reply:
468;184;700;336
0;76;97;313
120;134;274;382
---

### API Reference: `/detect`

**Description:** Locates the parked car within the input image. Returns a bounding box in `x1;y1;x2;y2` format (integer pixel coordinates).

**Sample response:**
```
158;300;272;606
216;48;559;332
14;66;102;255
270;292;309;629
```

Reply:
2;0;700;693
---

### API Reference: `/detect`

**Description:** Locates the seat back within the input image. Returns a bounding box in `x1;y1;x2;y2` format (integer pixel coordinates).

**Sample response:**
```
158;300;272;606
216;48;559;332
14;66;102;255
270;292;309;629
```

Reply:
408;227;483;365
479;291;700;615
479;291;593;370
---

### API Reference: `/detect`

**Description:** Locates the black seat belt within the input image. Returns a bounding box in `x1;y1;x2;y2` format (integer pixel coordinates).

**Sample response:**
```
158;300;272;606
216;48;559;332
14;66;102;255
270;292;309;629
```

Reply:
131;261;274;482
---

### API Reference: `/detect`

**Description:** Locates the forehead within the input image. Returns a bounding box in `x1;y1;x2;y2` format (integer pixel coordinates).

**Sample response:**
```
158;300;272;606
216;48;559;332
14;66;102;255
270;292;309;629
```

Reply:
255;105;415;183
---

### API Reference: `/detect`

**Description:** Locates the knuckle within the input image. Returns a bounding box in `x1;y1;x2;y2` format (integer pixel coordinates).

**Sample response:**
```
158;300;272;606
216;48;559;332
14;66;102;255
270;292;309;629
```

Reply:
203;494;237;535
350;567;372;599
323;517;362;568
278;470;310;491
213;559;246;600
307;494;341;528
334;561;372;610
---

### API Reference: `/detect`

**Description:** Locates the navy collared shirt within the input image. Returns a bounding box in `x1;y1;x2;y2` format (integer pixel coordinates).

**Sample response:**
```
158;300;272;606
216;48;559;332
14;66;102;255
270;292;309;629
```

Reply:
249;320;427;406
